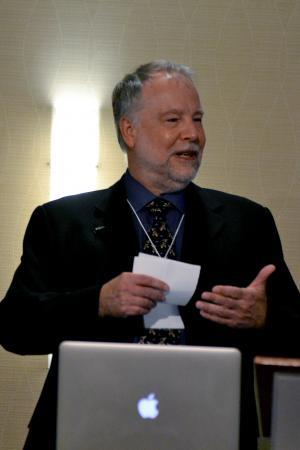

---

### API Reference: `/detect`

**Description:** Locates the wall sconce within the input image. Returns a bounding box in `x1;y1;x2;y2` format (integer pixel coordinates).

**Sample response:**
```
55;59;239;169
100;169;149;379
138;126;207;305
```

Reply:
50;93;100;200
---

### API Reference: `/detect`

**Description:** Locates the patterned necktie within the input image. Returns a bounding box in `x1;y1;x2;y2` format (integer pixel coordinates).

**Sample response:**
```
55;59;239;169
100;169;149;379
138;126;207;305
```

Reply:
143;198;176;258
139;198;182;345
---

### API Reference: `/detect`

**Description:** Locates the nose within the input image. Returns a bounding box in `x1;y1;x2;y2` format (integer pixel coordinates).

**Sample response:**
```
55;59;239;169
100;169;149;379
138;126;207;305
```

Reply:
181;118;205;146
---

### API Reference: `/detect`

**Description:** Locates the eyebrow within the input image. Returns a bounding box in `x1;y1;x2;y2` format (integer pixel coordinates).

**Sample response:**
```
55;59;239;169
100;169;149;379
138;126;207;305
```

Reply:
161;108;205;116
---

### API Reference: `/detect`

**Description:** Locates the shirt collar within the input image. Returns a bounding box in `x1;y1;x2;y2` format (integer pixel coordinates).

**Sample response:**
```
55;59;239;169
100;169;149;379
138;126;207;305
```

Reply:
124;170;186;213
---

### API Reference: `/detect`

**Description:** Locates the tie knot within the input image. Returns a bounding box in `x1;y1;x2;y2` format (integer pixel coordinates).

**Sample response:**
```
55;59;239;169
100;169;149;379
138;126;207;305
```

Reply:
145;198;173;217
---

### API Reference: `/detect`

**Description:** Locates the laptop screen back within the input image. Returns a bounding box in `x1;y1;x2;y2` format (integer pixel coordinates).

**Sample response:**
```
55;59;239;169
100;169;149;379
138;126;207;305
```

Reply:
271;372;300;450
57;342;241;450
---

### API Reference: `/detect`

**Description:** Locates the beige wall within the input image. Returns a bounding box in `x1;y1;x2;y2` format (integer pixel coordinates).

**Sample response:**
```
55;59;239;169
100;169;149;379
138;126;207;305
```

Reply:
0;1;299;449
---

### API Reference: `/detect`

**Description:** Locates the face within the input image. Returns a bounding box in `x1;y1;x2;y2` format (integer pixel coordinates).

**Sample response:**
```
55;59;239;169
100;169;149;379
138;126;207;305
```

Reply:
120;72;206;195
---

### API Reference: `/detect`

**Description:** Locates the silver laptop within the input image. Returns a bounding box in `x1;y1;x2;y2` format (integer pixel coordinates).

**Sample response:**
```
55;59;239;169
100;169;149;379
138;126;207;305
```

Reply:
271;372;300;450
56;342;241;450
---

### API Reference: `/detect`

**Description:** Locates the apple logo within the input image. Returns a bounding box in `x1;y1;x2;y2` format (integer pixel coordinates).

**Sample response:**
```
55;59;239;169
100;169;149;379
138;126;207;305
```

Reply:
137;393;159;419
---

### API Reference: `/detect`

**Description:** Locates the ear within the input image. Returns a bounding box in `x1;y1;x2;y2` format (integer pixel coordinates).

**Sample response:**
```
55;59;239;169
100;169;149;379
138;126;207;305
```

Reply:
119;117;137;149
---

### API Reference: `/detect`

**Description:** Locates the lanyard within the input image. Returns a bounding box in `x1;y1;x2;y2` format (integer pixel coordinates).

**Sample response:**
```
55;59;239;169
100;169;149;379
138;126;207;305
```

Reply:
127;199;185;258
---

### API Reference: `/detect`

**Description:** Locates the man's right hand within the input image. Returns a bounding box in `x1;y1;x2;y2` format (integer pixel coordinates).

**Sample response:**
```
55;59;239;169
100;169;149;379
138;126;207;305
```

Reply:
98;272;169;318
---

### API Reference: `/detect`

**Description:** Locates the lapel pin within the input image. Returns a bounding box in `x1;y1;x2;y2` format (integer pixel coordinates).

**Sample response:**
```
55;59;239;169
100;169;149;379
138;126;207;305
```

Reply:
93;225;106;235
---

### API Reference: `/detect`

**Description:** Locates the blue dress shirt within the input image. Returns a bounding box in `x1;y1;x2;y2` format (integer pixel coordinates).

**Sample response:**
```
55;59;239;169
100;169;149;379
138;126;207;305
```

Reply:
124;170;186;258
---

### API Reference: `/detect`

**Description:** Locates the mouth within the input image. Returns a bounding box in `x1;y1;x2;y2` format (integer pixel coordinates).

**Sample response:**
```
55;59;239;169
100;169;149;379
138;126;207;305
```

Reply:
173;149;199;160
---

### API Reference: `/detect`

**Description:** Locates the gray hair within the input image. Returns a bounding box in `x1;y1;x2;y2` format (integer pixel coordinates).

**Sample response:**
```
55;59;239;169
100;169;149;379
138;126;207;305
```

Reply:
112;60;195;151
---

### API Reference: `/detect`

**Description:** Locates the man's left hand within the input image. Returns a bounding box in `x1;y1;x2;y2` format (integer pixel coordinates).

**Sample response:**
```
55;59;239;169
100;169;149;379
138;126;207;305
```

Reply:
195;264;276;329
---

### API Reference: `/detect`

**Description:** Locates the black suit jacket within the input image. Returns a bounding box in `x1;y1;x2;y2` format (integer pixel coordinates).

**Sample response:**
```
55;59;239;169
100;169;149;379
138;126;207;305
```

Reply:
1;176;300;449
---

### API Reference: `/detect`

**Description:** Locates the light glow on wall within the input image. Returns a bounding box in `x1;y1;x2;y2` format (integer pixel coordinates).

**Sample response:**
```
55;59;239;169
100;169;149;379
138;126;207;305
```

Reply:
49;93;99;366
50;93;99;200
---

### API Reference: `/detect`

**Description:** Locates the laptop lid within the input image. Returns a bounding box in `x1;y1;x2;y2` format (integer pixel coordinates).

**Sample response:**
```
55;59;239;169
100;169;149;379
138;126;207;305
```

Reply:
57;342;241;450
271;372;300;450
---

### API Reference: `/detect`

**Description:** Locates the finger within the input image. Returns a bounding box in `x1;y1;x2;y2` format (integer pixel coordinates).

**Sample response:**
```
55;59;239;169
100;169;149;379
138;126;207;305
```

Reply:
196;299;236;317
118;296;157;317
200;290;242;306
129;298;157;313
124;305;154;316
132;285;166;302
197;300;255;329
200;309;232;325
248;264;276;288
115;273;168;299
199;309;245;329
130;296;157;310
133;273;170;292
207;286;244;300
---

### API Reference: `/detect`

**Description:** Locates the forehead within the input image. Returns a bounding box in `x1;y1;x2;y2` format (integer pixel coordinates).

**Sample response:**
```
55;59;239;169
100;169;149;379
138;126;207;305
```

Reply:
139;72;202;112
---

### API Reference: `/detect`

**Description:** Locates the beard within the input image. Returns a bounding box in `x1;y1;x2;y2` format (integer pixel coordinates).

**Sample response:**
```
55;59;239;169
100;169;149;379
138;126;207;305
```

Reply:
151;154;202;193
127;138;204;195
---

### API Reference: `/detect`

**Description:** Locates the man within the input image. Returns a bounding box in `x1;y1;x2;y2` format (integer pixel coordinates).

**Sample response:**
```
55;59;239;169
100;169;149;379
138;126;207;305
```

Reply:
1;60;299;449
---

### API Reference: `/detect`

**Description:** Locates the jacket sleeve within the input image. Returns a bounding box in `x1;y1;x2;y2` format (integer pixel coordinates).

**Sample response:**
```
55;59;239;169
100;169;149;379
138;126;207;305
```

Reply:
0;205;106;355
260;208;300;355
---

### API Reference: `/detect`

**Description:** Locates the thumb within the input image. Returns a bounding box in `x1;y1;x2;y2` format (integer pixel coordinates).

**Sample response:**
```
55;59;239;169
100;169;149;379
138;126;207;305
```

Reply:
249;264;276;289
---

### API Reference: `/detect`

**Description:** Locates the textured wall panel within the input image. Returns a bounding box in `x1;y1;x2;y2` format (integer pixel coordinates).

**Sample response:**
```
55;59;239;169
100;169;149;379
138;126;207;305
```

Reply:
0;1;299;448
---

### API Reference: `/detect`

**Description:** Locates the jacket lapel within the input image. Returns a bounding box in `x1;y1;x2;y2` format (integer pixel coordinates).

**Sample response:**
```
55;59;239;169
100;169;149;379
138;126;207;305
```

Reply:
92;177;139;279
181;183;235;309
182;183;225;265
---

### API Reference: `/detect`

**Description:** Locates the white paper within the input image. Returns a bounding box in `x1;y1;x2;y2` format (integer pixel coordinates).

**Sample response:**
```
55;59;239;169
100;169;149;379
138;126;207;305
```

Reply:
143;303;185;329
133;253;200;306
132;253;201;329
